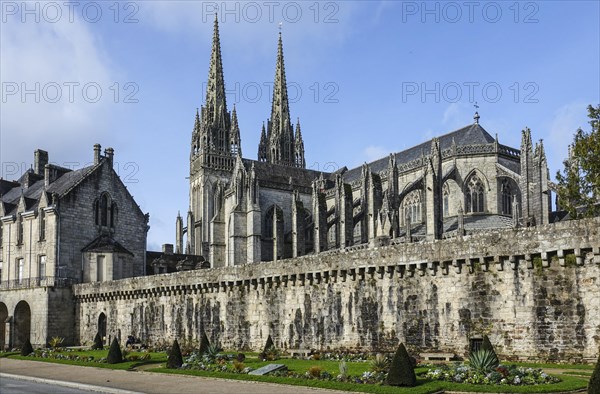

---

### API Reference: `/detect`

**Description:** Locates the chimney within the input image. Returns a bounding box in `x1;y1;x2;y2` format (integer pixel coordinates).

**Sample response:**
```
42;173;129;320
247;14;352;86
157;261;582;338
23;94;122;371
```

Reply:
44;164;50;187
104;147;114;167
94;144;101;164
34;149;49;175
162;244;174;255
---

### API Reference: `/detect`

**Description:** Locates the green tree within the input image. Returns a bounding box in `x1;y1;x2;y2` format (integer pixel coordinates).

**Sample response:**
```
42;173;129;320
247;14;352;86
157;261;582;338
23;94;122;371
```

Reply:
167;339;183;369
556;104;600;218
589;352;600;394
385;343;417;387
107;337;123;364
20;338;34;356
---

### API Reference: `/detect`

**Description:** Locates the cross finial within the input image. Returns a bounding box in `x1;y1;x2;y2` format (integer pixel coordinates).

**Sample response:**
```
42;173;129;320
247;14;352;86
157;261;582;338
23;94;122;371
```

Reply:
473;102;480;124
278;21;283;31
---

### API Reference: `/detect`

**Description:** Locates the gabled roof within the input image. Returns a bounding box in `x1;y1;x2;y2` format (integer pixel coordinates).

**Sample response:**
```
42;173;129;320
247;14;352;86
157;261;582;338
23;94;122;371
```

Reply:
242;159;332;189
82;235;134;256
343;123;496;183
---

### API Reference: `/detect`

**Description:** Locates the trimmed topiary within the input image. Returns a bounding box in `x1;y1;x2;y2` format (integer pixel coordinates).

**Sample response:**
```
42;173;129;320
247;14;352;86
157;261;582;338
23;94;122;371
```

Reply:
20;338;34;356
481;335;499;365
589;353;600;394
262;335;274;354
92;332;103;350
199;331;210;355
385;343;417;387
167;339;183;369
107;337;123;364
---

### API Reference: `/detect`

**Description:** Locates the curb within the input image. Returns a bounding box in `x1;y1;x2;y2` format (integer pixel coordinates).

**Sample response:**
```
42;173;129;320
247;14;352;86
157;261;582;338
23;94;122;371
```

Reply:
0;372;144;394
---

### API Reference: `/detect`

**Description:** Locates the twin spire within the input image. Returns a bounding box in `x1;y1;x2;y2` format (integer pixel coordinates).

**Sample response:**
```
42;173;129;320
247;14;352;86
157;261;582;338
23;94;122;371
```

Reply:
192;15;305;170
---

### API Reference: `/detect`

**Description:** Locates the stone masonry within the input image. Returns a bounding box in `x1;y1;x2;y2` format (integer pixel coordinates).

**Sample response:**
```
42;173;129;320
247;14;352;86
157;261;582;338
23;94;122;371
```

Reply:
75;217;600;363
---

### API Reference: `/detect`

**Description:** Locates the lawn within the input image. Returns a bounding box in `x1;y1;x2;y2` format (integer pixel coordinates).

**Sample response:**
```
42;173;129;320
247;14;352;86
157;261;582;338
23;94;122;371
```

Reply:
4;349;592;393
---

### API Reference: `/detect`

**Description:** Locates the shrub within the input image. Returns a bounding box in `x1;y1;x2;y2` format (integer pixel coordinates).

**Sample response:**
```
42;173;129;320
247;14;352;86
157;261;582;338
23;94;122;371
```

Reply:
469;349;499;372
167;339;183;369
203;343;220;363
481;335;499;364
308;365;322;378
233;360;245;373
49;336;64;349
589;353;600;394
338;360;348;379
20;339;34;356
385;343;416;387
371;353;389;373
106;337;123;364
236;353;246;362
262;335;274;355
92;332;103;350
199;331;210;355
312;352;321;360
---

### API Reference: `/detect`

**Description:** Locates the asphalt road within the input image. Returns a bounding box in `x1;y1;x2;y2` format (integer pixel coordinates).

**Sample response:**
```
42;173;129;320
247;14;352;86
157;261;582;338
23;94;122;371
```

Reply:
0;376;98;394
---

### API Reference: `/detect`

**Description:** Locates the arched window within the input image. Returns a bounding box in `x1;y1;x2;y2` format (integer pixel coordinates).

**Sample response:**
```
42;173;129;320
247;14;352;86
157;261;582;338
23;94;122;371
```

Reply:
501;179;512;215
466;175;485;213
110;202;118;228
403;190;422;223
443;183;450;217
100;194;109;226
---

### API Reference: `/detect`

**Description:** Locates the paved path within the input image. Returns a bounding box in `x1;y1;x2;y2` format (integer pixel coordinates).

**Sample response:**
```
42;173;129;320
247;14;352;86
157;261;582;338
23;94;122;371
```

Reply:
0;358;348;394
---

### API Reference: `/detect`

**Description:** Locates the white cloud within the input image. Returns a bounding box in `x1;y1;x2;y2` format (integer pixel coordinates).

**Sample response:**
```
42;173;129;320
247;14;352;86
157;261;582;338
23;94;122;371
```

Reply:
546;102;589;176
363;145;390;163
442;102;471;128
0;12;117;177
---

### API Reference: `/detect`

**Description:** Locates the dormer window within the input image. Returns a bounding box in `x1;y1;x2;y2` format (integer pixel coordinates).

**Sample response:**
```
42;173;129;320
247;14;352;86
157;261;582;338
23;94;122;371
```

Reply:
16;214;24;245
39;208;46;241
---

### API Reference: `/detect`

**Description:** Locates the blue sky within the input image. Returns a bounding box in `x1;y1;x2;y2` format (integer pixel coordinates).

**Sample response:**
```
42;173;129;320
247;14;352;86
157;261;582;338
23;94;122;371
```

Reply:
1;1;599;250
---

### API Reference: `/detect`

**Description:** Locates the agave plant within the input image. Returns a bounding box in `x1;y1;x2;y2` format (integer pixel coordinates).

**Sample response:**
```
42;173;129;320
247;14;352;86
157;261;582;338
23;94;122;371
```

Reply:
469;349;499;372
370;353;389;373
202;343;221;363
338;360;348;379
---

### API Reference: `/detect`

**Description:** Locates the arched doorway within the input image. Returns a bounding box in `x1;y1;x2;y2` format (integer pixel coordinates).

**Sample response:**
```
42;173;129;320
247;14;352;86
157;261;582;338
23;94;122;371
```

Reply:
98;313;107;345
14;301;31;347
0;302;8;349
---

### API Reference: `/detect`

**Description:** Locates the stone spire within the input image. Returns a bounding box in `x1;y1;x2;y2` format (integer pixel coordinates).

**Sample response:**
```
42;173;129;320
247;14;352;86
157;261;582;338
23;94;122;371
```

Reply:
205;14;227;121
191;13;238;171
261;32;303;167
230;105;241;156
294;118;305;168
258;122;267;162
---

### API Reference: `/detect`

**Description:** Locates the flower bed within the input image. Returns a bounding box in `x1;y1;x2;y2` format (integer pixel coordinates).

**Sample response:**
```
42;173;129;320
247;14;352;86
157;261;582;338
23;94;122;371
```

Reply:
425;363;560;385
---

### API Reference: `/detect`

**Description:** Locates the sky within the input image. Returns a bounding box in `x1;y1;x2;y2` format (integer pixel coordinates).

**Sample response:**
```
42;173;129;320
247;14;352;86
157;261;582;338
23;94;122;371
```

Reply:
1;0;599;251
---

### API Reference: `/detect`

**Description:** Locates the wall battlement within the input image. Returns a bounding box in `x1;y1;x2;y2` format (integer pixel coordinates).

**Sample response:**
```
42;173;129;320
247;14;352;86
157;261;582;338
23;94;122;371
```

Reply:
75;218;600;362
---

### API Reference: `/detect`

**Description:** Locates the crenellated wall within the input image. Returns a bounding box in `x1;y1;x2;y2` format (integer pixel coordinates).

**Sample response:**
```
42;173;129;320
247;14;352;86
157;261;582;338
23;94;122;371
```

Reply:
74;218;600;362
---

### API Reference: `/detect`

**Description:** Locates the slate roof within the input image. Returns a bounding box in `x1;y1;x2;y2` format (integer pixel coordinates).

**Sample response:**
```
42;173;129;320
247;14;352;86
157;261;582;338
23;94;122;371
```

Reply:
1;164;99;215
243;159;332;189
343;123;496;183
82;235;134;256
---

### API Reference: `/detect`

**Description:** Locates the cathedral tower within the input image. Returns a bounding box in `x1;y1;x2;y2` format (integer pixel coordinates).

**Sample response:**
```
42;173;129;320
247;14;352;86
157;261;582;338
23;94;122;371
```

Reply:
187;15;241;256
258;33;305;168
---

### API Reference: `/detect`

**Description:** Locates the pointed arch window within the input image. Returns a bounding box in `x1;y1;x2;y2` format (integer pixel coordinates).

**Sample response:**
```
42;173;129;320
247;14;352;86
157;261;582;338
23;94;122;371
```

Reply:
265;205;283;239
443;183;450;217
466;175;485;213
100;194;109;226
501;179;512;215
39;208;46;241
403;190;422;223
16;214;24;245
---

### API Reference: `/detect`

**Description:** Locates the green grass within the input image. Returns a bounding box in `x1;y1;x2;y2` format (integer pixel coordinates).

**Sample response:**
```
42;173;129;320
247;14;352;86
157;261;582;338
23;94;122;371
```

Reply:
150;367;588;394
562;371;592;377
7;349;166;370
510;361;595;370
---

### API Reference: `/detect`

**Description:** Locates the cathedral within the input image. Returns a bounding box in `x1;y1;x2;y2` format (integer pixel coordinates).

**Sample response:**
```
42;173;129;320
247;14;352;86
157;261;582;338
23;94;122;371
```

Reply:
177;16;552;268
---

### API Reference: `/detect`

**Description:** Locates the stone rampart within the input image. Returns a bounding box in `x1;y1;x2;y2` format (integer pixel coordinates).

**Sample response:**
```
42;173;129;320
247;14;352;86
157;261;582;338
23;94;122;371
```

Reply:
74;218;600;362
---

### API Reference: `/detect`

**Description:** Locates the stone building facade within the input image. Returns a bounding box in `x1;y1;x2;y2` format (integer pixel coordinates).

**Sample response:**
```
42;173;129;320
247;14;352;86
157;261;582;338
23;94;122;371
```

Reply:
75;218;600;362
0;146;148;347
180;17;552;270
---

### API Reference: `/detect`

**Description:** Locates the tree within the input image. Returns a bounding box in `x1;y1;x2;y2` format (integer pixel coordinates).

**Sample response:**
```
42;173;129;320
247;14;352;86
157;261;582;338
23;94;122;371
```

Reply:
481;335;499;365
92;332;103;350
107;337;123;364
556;104;600;218
199;331;210;355
20;338;34;356
589;352;600;394
167;339;183;369
385;343;417;387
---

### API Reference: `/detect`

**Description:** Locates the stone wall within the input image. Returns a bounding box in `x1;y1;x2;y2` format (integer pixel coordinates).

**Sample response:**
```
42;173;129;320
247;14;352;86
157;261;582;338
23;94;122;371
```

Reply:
74;218;600;362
